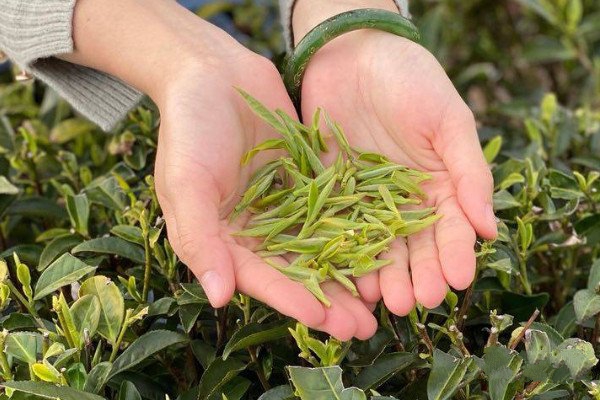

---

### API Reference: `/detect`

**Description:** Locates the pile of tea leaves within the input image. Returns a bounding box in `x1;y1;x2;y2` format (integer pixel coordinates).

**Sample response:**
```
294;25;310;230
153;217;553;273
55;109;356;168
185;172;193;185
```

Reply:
232;90;439;305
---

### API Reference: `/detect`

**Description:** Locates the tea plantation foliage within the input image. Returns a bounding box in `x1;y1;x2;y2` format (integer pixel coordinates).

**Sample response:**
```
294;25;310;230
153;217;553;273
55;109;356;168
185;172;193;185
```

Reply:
0;0;599;399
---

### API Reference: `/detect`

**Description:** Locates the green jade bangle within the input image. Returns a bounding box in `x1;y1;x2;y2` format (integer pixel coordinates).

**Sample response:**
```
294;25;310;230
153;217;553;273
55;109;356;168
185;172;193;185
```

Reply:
283;8;421;110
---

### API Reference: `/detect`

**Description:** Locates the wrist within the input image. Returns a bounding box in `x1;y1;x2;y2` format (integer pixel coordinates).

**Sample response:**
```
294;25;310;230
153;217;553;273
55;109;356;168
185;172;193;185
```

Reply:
61;0;247;105
292;0;400;46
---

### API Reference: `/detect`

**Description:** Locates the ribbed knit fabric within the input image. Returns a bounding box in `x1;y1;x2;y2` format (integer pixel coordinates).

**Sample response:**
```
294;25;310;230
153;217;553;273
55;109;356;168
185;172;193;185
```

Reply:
0;0;142;131
0;0;409;131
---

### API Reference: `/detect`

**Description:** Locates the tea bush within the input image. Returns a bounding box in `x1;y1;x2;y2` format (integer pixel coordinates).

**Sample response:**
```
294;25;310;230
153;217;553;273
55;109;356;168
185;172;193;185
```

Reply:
0;0;599;399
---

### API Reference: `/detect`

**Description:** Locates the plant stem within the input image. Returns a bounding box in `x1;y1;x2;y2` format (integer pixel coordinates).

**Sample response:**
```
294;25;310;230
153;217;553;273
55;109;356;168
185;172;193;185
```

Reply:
142;232;152;302
515;380;541;400
248;346;271;391
457;279;475;330
518;254;532;295
415;323;434;355
509;309;540;350
6;280;44;329
593;313;600;349
0;332;13;381
109;310;132;362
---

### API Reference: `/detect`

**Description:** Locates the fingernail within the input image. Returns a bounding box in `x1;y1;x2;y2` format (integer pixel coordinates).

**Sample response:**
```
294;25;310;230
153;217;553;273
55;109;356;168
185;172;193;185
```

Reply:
485;203;498;236
200;270;224;305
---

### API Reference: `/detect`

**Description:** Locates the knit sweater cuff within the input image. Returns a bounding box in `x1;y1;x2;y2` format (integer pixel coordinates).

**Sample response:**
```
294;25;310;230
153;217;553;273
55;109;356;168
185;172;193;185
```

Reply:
279;0;411;52
31;59;143;132
0;0;142;131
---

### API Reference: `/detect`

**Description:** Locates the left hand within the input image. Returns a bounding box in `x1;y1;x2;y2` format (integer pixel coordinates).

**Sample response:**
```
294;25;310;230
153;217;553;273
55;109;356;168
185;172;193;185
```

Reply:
293;1;498;315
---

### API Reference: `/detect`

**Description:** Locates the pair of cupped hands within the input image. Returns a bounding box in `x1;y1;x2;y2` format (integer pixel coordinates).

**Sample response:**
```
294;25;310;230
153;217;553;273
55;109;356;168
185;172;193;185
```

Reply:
67;0;496;341
154;6;499;341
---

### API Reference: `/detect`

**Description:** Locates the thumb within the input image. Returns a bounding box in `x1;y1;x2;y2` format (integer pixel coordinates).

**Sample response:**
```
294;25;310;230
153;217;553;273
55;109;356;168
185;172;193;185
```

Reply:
158;170;236;308
434;103;497;239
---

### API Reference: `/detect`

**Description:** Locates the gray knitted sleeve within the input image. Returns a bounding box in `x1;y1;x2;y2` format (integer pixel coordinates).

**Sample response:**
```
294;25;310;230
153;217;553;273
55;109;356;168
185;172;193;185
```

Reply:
0;1;409;131
0;0;142;131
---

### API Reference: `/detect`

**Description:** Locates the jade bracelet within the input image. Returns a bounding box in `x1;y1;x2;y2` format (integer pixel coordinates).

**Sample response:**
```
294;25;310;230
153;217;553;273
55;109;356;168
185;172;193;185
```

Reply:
283;8;421;110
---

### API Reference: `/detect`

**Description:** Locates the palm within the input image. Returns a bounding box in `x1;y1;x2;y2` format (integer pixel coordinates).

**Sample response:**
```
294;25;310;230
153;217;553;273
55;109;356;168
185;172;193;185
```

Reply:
154;58;378;340
301;32;496;312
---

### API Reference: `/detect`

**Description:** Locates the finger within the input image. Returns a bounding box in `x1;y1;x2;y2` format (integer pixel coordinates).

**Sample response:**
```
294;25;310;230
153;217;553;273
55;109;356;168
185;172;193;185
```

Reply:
379;238;416;316
435;198;477;290
408;226;447;309
164;168;236;308
434;102;497;239
322;282;378;340
231;247;326;327
355;271;382;304
364;301;378;313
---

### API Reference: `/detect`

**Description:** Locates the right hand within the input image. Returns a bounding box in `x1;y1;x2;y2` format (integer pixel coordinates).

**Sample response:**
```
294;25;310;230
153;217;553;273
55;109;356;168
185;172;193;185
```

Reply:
152;35;378;342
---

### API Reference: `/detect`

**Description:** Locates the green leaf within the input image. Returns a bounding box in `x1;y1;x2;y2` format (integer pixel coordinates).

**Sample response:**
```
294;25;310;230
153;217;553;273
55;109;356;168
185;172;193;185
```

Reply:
587;259;600;291
118;381;142;400
501;292;549;322
551;338;598;379
214;376;251;400
483;136;503;163
85;176;126;210
110;225;144;246
524;329;551;363
50;118;96;143
0;176;18;195
109;330;188;379
427;349;473;400
566;0;583;30
5;331;42;364
493;190;521;210
6;196;67;220
2;381;105;400
178;283;209;305
288;366;367;400
197;357;247;400
242;139;286;165
37;234;83;271
236;89;284;132
66;193;90;237
34;253;96;300
348;328;395;367
179;304;202;333
498;172;525;190
65;363;87;390
573;289;600;323
79;275;124;344
257;385;295;400
482;346;522;400
72;237;145;264
32;361;61;383
354;352;416;391
191;340;216;370
71;294;101;340
223;319;294;360
83;362;113;394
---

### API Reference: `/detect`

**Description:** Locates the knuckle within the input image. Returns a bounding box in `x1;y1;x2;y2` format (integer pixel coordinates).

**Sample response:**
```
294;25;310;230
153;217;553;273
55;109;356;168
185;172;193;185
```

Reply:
455;103;476;126
178;231;201;266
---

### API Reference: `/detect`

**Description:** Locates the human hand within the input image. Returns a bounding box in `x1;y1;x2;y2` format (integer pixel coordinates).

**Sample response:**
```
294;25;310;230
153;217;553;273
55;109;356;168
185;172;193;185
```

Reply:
64;0;379;340
293;0;498;314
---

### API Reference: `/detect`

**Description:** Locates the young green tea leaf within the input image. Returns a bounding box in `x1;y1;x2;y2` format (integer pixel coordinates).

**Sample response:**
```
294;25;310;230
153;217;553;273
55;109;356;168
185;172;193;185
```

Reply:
34;253;96;300
3;380;105;400
222;319;295;360
79;275;125;344
108;330;188;379
427;349;473;400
